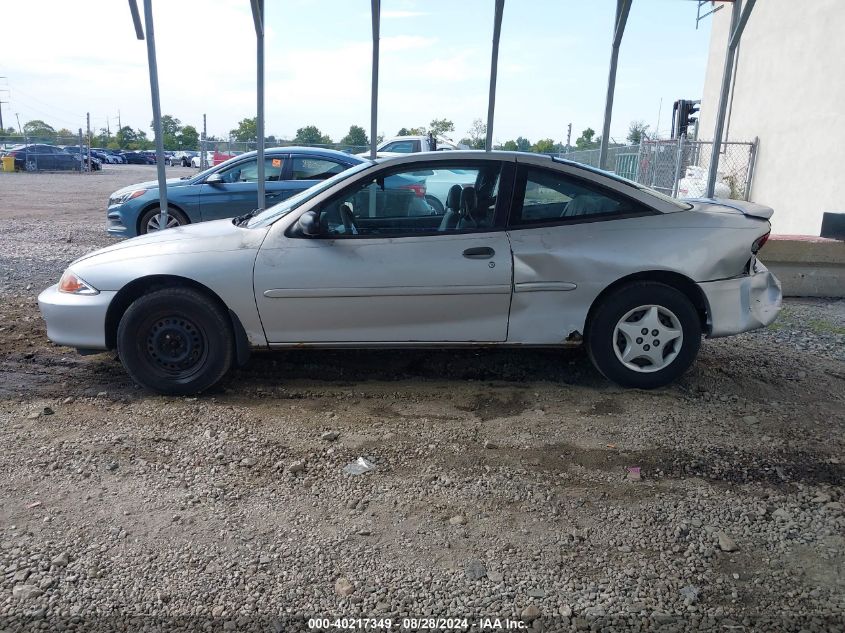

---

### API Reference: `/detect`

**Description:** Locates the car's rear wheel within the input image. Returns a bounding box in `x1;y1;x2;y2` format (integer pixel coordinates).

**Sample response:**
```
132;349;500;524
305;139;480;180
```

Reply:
425;195;444;214
139;206;189;234
587;282;701;389
117;287;234;395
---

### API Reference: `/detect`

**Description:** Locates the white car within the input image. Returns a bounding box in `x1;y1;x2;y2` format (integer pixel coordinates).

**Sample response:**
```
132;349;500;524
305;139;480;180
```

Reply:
357;135;461;159
191;151;214;168
39;151;781;395
678;165;732;198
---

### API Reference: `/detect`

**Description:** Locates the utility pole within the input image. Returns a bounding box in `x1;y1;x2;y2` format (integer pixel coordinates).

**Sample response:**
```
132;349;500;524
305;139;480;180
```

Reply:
0;101;6;132
117;109;121;132
566;122;572;153
15;112;22;135
201;113;207;169
86;112;91;170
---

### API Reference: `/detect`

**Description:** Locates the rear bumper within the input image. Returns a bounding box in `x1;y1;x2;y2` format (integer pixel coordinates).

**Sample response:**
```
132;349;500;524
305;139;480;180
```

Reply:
37;285;115;350
698;260;783;338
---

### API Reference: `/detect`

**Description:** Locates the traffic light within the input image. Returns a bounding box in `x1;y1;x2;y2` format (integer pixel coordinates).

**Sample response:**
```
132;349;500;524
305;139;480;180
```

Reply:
672;99;701;138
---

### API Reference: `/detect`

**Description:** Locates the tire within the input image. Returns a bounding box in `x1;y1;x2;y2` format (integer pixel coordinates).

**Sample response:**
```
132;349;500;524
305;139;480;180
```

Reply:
181;158;189;167
425;194;444;214
138;206;189;235
117;287;234;395
586;282;701;389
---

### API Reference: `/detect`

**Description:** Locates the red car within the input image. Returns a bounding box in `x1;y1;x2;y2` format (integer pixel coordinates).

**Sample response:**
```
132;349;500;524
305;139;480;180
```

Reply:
212;150;243;166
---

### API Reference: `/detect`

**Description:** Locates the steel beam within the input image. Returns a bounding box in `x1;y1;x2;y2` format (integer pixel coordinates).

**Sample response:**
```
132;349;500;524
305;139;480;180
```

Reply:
598;0;632;170
141;0;168;231
251;0;265;210
485;0;505;151
370;0;380;159
128;0;144;40
706;0;755;198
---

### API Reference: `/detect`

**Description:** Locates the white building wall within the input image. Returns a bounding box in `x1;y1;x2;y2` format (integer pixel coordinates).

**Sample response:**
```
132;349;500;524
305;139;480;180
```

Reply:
699;0;845;235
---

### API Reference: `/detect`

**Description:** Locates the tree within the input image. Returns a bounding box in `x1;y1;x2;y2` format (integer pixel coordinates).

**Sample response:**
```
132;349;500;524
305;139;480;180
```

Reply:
626;120;650;145
340;124;369;148
574;127;598;150
428;118;454;138
230;117;257;142
115;126;150;150
179;125;199;150
532;138;556;154
515;136;531;152
293;125;332;145
502;140;518;151
462;118;486;149
23;120;56;141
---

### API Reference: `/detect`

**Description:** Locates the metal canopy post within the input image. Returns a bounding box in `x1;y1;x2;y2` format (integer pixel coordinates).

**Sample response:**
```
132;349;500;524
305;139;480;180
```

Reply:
132;0;169;230
370;0;380;159
251;0;265;210
598;0;632;170
706;0;755;198
485;0;505;151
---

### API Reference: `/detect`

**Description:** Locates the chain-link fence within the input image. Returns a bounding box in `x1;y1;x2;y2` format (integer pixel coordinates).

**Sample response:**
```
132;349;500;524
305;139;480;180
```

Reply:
557;138;758;200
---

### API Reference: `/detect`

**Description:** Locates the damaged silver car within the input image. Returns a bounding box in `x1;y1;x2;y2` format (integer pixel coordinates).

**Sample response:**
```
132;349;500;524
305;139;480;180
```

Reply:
38;151;782;394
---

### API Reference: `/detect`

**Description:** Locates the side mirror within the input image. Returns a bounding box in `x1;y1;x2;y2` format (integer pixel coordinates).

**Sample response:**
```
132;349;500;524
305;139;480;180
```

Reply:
206;173;224;185
297;210;321;236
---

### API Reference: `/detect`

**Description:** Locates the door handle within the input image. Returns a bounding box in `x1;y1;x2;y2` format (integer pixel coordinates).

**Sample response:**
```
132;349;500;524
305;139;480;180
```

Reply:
462;247;495;259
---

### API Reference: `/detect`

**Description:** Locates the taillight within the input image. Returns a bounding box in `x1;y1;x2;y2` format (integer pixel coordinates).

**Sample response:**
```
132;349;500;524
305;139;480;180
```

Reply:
401;183;426;197
751;231;770;254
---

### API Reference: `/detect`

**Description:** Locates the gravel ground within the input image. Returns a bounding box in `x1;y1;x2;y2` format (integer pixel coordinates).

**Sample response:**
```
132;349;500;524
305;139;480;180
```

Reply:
0;168;843;632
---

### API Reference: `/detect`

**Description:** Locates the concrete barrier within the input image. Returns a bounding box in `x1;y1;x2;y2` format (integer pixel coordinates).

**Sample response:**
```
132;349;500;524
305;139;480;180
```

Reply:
760;235;845;297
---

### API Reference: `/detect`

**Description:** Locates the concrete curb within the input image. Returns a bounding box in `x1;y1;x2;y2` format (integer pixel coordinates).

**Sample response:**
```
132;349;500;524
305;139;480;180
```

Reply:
760;235;844;297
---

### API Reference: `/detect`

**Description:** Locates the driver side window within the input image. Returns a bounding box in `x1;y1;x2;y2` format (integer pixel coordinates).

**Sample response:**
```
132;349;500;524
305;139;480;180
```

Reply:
217;157;284;183
315;162;503;237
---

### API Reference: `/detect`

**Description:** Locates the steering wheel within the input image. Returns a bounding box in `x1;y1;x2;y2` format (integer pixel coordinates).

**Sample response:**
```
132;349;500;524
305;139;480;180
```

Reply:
339;203;358;235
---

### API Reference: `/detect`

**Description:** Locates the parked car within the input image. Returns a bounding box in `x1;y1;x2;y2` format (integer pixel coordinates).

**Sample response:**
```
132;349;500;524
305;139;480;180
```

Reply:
41;151;781;395
190;151;214;168
106;147;366;236
5;144;80;171
166;151;198;167
97;149;126;164
213;150;243;166
677;165;732;198
63;148;102;171
120;151;154;165
357;135;460;158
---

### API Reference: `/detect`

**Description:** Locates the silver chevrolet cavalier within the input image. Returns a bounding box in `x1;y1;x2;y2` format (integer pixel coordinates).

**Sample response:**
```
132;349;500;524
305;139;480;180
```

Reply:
38;152;782;394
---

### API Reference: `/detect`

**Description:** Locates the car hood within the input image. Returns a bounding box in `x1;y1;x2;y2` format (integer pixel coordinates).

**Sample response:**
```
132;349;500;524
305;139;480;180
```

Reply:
71;219;269;269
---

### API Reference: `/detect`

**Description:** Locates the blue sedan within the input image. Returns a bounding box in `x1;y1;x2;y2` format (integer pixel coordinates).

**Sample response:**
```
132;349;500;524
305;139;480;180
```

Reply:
106;147;362;237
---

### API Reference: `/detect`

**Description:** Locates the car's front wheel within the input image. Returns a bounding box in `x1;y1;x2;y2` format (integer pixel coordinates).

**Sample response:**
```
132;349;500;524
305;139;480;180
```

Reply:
138;207;189;234
587;282;701;389
117;287;234;395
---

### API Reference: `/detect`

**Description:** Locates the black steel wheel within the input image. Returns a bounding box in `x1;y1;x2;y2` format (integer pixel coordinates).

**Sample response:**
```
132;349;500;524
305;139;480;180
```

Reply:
117;287;234;394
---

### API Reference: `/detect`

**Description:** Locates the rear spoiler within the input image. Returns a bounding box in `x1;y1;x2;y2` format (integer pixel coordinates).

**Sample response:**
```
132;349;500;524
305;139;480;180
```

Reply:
689;198;774;220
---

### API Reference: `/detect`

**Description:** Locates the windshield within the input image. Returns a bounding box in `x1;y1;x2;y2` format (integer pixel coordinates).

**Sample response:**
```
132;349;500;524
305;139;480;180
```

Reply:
246;161;373;228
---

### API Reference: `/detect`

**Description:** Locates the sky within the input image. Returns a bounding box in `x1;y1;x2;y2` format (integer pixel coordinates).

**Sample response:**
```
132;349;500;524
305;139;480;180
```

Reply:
0;0;713;145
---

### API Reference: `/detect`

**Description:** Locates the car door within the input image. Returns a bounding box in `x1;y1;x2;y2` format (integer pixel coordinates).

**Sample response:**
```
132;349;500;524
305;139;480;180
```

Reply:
198;155;287;220
279;154;355;203
253;159;516;343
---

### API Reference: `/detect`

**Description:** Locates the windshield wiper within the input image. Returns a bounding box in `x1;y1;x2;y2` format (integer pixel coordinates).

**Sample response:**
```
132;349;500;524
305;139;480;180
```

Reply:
233;208;260;226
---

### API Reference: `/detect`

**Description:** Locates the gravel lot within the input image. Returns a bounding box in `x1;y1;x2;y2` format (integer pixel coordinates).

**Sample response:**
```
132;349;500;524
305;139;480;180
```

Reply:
0;167;843;632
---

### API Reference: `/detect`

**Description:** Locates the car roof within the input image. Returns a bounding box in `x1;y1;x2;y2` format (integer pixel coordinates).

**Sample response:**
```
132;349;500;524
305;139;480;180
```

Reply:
223;146;365;163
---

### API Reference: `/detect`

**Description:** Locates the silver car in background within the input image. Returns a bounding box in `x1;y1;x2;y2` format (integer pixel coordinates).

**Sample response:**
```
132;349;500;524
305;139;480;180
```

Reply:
38;151;782;395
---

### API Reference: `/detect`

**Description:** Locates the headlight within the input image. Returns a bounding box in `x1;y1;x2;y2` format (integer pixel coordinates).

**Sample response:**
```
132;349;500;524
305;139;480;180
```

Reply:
109;189;147;206
58;270;99;295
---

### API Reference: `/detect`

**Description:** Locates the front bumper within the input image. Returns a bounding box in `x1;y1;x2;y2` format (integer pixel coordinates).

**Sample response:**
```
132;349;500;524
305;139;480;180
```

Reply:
38;284;116;350
698;260;783;338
